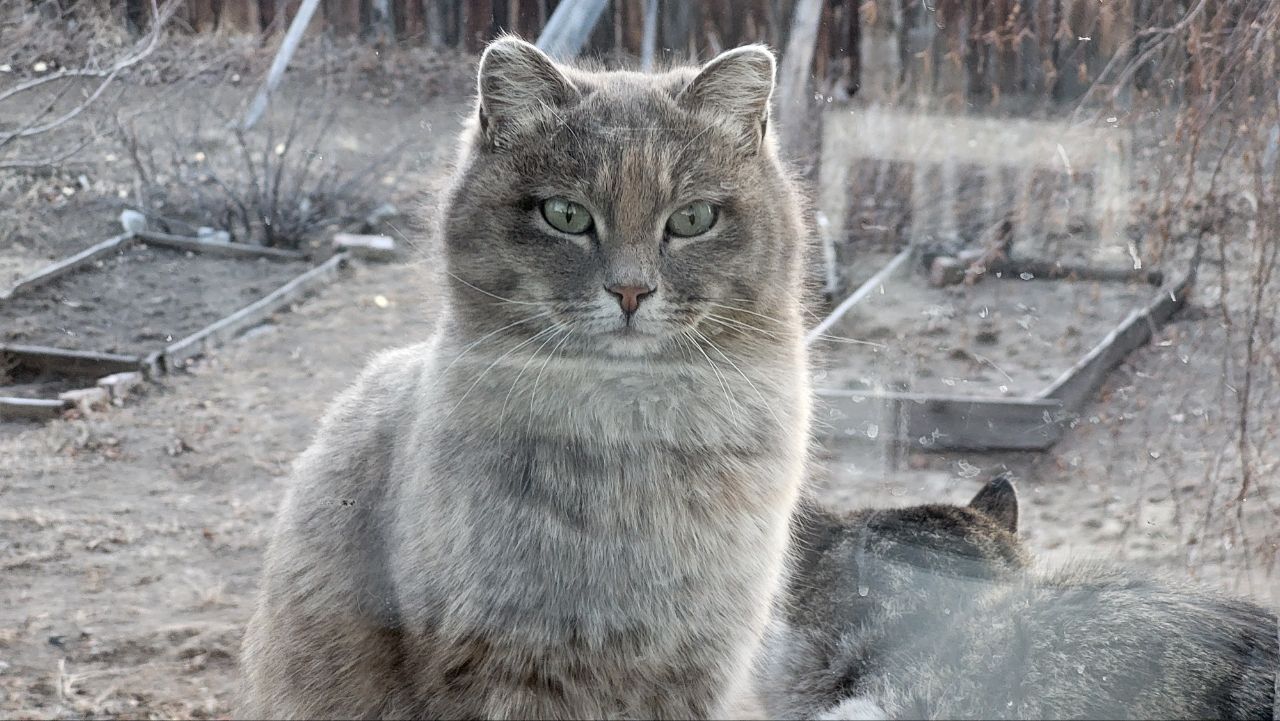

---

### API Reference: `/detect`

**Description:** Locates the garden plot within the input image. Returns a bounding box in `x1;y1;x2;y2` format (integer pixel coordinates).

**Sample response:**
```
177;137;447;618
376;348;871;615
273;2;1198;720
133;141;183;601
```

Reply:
0;233;350;423
808;250;1190;451
1;243;307;357
819;272;1154;399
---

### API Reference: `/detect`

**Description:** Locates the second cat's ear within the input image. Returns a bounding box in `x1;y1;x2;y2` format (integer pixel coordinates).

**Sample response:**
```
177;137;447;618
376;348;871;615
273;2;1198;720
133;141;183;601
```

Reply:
476;36;578;150
678;44;776;154
969;474;1019;534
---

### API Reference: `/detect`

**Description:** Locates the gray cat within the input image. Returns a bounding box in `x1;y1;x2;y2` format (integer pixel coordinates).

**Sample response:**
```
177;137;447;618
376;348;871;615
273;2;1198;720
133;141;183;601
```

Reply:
764;477;1279;720
239;37;813;719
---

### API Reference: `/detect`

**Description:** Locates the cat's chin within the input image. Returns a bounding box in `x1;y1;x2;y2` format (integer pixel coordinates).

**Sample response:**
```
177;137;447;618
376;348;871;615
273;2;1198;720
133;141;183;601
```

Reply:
596;329;668;359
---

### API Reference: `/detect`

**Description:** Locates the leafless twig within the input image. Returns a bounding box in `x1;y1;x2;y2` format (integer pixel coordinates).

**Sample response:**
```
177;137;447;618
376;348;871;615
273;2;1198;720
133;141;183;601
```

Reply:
0;0;178;169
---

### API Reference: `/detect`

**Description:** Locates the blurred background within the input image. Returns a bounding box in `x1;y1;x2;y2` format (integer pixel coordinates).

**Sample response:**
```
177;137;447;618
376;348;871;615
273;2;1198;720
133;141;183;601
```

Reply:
1;1;1277;717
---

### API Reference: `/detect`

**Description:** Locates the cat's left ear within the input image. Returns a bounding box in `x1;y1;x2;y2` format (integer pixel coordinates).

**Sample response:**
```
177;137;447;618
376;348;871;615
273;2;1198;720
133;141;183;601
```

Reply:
968;474;1019;534
678;44;776;155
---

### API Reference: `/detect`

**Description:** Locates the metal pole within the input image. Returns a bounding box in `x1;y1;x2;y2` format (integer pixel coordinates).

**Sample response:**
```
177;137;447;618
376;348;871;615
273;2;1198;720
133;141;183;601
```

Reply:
240;0;322;131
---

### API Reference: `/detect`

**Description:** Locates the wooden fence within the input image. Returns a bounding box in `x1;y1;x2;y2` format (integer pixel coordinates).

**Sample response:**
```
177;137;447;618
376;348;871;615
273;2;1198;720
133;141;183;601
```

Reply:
93;0;1161;108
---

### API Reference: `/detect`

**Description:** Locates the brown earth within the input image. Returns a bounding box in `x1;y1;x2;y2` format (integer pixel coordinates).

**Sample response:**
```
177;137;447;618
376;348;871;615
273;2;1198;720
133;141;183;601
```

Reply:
1;244;308;356
821;274;1155;398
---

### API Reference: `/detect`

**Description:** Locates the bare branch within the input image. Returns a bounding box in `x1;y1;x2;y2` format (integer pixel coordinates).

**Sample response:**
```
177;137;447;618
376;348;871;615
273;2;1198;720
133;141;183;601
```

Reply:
0;0;179;164
0;137;92;169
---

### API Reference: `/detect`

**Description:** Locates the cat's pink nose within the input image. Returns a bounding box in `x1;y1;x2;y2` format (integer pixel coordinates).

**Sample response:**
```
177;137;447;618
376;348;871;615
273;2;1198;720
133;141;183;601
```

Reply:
605;284;655;315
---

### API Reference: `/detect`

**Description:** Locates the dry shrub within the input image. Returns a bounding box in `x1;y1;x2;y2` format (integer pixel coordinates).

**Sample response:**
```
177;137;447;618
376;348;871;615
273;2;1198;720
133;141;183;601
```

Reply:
1094;0;1280;590
116;79;397;250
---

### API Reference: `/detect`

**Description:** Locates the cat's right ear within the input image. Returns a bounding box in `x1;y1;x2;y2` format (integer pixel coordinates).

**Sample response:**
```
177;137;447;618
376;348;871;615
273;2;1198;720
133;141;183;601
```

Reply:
476;36;578;150
968;474;1019;533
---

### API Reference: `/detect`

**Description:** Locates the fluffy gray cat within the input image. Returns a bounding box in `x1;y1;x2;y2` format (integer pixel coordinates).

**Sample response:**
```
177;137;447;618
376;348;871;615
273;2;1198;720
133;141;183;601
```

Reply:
239;37;813;719
763;477;1279;720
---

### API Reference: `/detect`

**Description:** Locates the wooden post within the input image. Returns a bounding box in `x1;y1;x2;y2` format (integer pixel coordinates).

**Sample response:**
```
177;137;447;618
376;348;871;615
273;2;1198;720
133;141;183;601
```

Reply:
659;0;695;61
322;0;361;35
427;0;447;47
369;0;395;42
187;0;218;31
220;0;261;32
513;0;544;37
775;0;824;180
640;0;658;71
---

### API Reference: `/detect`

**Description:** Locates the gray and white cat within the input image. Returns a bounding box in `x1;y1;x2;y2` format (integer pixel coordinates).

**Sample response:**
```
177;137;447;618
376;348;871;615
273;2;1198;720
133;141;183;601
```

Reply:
764;477;1279;720
239;37;813;719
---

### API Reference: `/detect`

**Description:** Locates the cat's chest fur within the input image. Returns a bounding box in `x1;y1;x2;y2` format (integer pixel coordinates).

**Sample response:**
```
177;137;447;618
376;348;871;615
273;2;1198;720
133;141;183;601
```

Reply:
387;341;806;653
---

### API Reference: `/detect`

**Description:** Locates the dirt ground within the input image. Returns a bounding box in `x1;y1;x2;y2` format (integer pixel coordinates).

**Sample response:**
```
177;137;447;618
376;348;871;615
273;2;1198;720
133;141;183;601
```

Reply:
1;36;1277;721
1;245;307;356
822;274;1155;397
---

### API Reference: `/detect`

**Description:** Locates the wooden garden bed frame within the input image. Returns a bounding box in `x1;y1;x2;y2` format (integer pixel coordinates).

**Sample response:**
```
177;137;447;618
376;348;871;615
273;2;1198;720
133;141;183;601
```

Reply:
0;231;348;420
806;248;1194;451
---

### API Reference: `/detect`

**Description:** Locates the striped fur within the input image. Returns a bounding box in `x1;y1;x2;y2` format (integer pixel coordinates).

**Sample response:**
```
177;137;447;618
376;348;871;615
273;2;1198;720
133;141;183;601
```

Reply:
763;478;1279;720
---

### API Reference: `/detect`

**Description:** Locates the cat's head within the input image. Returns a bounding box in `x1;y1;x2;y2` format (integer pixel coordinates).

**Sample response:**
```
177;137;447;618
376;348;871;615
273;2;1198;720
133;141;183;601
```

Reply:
788;476;1029;627
438;36;807;359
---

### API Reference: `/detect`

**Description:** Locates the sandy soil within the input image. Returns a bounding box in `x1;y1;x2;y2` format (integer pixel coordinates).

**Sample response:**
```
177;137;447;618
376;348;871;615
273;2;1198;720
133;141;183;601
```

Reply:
1;245;307;356
1;37;1276;721
0;260;436;717
820;274;1154;397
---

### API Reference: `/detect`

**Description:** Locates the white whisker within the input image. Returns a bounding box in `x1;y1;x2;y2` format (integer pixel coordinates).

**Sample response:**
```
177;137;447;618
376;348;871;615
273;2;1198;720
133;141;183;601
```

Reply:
438;311;556;379
709;302;884;348
446;271;543;307
498;324;568;424
679;329;742;426
443;326;562;424
529;327;576;415
689;326;783;429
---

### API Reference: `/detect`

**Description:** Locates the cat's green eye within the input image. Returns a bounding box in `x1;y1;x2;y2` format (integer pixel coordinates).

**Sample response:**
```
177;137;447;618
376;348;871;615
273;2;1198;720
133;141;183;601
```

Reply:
666;201;718;238
542;198;594;234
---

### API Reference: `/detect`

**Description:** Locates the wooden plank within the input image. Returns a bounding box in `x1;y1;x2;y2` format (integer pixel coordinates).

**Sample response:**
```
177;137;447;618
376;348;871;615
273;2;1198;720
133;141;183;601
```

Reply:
659;0;697;60
775;0;824;177
639;0;658;71
426;0;447;48
805;248;913;346
813;387;1065;451
164;253;349;368
0;397;70;422
986;259;1163;286
136;230;307;261
536;0;610;60
220;0;261;32
1038;269;1193;410
0;234;135;302
0;345;146;378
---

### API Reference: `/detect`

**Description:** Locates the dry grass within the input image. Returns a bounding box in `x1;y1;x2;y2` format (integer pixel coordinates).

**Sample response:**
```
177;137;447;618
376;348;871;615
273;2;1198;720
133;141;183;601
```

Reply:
115;80;397;249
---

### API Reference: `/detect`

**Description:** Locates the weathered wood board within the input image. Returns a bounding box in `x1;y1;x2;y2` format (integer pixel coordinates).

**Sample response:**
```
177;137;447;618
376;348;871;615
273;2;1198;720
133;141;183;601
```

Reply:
163;252;349;368
0;234;136;301
808;249;1190;451
135;231;308;261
